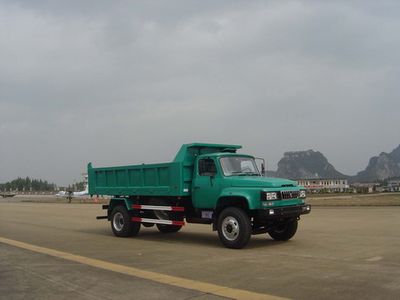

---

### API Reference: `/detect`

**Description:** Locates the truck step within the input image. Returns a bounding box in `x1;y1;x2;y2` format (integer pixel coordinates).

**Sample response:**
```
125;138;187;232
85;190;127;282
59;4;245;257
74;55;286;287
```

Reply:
131;204;184;212
131;217;185;226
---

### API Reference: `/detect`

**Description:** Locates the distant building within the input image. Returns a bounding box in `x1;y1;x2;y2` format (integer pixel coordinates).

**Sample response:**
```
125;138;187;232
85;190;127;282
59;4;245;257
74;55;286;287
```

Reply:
387;180;400;192
351;182;380;193
296;178;349;193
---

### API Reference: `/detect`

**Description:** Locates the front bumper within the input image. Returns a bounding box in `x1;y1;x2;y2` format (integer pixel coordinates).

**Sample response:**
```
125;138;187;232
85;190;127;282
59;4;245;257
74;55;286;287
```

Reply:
257;204;311;219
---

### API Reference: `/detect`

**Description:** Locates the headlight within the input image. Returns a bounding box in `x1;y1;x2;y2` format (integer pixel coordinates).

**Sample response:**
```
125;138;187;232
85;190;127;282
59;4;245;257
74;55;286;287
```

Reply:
299;190;306;198
261;191;278;200
266;192;278;200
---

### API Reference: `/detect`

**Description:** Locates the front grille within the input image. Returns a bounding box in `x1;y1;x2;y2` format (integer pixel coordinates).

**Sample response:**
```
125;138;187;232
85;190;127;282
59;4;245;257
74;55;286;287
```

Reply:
280;190;300;200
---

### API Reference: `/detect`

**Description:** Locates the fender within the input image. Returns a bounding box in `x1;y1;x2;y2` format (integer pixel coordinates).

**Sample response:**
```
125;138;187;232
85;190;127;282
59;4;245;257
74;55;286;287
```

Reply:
218;187;260;210
108;198;135;215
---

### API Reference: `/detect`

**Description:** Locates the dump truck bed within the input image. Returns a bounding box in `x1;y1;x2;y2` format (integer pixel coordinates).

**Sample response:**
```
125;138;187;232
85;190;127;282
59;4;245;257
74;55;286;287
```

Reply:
88;143;242;197
88;162;191;197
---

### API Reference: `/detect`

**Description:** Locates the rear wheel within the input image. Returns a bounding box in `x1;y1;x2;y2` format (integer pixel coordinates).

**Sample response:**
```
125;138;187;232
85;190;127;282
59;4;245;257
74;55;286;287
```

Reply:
268;220;298;241
150;199;182;220
149;198;183;233
217;207;251;249
156;224;182;233
111;206;140;237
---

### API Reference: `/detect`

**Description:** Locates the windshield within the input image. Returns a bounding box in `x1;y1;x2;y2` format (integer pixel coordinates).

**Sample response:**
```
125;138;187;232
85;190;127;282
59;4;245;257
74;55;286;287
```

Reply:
220;156;260;176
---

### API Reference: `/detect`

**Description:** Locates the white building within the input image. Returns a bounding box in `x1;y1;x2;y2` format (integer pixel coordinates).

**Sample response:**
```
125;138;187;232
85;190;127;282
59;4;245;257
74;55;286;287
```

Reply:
296;178;349;193
387;180;400;192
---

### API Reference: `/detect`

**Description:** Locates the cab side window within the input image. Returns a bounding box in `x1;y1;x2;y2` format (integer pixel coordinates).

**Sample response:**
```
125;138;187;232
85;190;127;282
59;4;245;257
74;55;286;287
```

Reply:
198;159;217;176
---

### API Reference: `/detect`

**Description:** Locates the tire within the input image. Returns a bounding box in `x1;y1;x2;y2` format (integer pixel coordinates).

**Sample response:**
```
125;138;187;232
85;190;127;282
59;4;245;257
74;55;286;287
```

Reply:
156;224;182;233
217;207;251;249
149;198;184;233
110;206;140;237
268;220;298;241
149;198;182;221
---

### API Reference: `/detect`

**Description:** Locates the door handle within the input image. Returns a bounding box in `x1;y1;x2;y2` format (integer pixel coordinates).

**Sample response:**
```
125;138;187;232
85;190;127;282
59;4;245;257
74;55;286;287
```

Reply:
193;186;200;189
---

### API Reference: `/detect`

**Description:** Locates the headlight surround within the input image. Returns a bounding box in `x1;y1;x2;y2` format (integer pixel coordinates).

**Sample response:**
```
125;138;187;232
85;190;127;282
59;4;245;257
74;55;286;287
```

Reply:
299;190;306;198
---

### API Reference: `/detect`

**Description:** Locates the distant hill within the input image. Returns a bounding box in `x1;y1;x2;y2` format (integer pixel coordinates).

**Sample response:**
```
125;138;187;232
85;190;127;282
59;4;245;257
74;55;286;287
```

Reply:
352;144;400;182
266;144;400;183
389;144;400;163
275;150;347;180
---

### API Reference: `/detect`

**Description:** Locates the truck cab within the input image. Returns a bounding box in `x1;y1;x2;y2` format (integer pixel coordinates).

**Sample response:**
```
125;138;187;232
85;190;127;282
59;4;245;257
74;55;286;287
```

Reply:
190;152;310;247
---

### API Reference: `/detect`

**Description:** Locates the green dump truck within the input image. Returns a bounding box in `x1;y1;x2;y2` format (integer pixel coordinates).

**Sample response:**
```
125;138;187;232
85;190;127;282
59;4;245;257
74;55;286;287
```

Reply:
89;143;311;248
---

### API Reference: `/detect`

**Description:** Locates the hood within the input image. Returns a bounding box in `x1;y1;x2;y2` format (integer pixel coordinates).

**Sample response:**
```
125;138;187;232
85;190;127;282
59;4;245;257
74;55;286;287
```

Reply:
227;176;297;188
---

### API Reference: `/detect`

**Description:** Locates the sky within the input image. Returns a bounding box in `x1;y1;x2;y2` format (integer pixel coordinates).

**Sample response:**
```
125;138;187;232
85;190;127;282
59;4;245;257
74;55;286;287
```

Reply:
1;0;400;186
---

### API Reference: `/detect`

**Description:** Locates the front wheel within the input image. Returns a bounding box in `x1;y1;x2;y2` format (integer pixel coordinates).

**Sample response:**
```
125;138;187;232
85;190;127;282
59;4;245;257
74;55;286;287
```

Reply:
217;207;251;249
268;220;298;241
111;206;140;237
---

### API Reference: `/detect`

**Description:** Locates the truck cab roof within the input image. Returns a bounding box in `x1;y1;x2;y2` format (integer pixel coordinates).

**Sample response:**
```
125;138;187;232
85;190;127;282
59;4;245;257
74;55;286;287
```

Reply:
197;152;254;159
173;143;242;164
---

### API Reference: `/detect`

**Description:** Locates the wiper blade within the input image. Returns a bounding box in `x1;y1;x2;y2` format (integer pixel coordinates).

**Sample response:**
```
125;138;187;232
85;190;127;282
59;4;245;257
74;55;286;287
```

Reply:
229;171;260;176
231;171;260;176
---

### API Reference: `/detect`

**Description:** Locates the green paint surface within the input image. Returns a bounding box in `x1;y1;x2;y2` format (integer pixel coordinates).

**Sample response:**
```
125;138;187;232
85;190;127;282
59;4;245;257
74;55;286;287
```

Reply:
88;143;305;210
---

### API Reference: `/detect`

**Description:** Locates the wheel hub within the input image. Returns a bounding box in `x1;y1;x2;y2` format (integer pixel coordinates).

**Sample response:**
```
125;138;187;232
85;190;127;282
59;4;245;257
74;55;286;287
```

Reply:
113;212;124;231
222;216;239;241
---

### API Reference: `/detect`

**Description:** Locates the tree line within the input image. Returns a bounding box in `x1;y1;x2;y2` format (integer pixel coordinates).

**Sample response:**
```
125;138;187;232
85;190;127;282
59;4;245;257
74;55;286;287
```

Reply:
0;177;57;192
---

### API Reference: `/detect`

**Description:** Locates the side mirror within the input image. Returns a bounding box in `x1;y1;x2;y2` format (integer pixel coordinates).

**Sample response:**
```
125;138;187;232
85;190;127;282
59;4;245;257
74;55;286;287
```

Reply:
255;157;266;176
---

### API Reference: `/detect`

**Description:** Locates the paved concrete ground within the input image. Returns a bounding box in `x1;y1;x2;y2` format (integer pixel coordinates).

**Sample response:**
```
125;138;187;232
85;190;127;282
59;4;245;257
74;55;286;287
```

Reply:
1;202;400;299
0;243;223;300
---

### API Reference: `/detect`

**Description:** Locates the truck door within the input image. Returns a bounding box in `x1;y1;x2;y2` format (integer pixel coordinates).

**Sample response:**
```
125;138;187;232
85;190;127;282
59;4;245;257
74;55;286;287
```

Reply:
192;158;221;209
